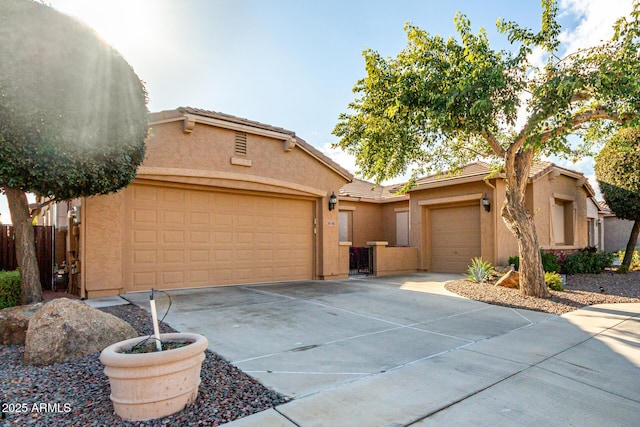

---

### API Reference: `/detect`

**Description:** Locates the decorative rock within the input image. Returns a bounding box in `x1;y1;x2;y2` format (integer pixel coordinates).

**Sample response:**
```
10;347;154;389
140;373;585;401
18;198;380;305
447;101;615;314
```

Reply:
0;303;43;345
24;298;137;365
495;269;520;289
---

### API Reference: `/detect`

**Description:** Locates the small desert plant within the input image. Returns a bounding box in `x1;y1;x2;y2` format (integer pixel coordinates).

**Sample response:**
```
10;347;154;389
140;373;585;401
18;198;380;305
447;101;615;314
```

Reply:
467;258;495;283
0;270;21;309
544;271;564;291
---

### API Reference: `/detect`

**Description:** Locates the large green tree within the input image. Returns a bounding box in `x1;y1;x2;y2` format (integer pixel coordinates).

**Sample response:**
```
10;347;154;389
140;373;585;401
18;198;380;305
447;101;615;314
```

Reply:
595;128;640;270
334;0;640;297
0;0;148;303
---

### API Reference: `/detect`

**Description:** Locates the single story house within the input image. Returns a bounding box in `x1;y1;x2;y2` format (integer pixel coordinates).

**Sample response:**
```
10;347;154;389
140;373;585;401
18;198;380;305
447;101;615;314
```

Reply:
40;108;607;297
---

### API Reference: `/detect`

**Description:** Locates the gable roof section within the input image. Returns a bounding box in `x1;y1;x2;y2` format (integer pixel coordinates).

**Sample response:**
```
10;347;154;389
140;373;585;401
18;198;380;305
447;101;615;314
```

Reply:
148;107;353;182
339;179;409;203
407;161;595;197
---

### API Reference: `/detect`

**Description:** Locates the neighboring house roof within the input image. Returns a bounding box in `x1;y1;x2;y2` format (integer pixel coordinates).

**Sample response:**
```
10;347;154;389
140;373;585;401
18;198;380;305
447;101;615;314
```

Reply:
339;179;408;202
406;161;595;197
148;107;353;182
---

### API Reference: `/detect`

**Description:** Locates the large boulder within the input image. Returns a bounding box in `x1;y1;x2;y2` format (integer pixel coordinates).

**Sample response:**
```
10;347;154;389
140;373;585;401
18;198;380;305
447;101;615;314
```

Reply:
0;303;43;345
24;298;137;365
495;269;520;289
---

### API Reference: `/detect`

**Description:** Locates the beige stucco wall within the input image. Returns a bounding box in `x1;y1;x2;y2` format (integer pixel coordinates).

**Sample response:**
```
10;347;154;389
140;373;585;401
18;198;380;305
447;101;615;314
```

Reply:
494;179;518;265
534;173;589;251
82;119;350;296
337;201;383;247
381;201;411;246
604;216;639;252
370;242;418;276
410;173;591;270
82;192;125;298
495;174;591;265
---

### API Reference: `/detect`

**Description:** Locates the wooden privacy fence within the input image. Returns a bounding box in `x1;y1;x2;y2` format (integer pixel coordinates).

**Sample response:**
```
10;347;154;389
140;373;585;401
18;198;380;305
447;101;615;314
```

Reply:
0;225;54;289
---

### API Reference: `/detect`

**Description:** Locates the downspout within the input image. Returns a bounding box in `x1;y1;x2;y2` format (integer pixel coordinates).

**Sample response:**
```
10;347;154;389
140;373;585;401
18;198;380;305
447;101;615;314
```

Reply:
79;197;87;300
484;179;498;265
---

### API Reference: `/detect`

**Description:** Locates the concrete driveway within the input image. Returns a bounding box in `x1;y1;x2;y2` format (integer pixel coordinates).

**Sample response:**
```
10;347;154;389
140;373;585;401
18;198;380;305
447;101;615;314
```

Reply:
123;273;640;426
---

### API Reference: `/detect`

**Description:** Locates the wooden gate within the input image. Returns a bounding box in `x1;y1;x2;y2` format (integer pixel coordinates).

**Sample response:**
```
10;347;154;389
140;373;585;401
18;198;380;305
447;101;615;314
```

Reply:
0;225;54;290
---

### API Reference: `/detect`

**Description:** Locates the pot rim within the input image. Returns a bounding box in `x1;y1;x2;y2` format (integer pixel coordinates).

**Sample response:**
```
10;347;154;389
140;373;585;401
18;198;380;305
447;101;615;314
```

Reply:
100;333;208;367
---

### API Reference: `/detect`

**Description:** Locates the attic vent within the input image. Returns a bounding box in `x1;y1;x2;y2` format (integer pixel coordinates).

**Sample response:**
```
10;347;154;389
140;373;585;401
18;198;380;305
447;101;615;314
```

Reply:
234;132;247;156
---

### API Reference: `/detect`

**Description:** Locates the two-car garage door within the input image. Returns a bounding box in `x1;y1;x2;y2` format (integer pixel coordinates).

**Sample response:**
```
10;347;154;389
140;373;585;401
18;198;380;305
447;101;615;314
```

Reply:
429;204;481;273
123;184;314;292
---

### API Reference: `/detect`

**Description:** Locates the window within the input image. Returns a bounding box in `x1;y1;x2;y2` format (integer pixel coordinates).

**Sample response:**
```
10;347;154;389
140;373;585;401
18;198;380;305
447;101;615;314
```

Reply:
551;199;574;246
396;210;409;246
338;211;352;242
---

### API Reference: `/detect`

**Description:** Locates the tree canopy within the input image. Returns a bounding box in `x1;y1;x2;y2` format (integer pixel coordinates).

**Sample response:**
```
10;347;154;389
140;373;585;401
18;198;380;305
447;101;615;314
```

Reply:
595;127;640;269
0;0;149;303
334;0;640;297
0;0;148;201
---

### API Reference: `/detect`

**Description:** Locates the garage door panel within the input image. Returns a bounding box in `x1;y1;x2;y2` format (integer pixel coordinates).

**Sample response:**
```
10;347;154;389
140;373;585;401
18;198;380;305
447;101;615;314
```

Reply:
430;204;481;273
124;185;314;291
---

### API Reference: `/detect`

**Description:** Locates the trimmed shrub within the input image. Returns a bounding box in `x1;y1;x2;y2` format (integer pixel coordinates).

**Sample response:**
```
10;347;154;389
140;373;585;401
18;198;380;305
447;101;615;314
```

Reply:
507;250;559;273
544;271;564;291
507;255;519;271
467;258;495;283
541;251;560;273
559;248;614;275
0;270;21;309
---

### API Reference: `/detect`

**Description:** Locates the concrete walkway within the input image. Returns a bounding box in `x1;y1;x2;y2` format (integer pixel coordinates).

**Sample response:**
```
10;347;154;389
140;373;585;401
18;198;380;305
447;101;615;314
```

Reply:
123;273;640;426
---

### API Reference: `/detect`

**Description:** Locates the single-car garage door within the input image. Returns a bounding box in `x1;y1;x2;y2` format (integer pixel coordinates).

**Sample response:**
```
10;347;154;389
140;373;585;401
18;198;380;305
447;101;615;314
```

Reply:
123;184;314;292
429;204;481;273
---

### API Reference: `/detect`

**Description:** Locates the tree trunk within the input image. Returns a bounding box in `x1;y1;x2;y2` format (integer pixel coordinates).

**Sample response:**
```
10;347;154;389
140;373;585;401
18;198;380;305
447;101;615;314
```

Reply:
622;218;640;269
4;187;43;304
501;149;550;298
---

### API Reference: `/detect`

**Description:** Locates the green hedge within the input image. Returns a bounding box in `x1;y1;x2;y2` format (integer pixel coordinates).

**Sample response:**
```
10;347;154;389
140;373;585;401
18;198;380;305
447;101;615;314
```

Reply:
558;248;614;275
0;270;21;309
507;250;560;273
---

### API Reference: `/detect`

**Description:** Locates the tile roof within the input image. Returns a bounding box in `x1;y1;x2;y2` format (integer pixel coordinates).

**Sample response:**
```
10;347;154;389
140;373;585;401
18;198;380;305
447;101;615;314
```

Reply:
339;179;406;201
412;161;496;188
179;107;296;137
408;161;593;195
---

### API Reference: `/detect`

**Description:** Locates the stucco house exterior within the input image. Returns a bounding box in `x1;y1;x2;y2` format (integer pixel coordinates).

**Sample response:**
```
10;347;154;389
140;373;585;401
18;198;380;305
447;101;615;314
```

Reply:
44;108;607;297
338;162;603;273
601;202;640;253
76;107;353;298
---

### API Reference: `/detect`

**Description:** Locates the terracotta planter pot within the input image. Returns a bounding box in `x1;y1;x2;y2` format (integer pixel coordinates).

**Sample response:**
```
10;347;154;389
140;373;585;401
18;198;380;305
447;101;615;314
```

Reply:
100;332;208;421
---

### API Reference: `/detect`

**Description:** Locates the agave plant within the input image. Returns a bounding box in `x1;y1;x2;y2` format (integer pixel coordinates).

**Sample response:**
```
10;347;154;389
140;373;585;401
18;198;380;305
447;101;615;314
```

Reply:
467;257;495;283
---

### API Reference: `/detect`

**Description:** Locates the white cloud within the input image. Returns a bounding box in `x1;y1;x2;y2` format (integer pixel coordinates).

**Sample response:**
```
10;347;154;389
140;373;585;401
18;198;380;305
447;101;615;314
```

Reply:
559;0;633;54
319;143;357;174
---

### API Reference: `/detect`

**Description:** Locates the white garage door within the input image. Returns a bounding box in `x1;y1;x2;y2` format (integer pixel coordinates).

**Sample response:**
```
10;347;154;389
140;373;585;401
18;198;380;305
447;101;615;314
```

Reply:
123;184;314;292
430;204;481;273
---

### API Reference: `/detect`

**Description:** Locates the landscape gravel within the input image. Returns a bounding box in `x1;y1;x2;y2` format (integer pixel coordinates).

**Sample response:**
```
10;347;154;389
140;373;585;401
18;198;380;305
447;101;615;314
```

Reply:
0;304;287;426
445;270;640;314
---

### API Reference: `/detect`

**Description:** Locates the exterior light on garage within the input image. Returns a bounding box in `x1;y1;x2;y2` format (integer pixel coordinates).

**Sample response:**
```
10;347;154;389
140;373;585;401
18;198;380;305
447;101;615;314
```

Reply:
328;192;338;211
481;194;491;212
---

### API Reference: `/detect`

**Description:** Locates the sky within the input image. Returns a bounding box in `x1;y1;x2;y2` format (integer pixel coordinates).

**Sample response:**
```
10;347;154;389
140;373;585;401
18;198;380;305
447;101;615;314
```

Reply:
0;0;634;223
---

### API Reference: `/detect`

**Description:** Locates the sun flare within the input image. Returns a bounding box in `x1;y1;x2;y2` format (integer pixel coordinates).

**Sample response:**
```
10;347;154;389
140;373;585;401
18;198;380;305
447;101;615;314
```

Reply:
48;0;158;58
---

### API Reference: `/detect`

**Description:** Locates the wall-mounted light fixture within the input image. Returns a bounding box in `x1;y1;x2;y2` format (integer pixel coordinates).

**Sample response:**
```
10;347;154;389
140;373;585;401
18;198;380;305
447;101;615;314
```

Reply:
328;192;338;211
68;205;81;225
481;194;491;212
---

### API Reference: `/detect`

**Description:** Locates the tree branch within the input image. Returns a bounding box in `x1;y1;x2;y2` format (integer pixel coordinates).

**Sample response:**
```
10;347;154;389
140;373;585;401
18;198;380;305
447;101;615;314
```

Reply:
481;129;505;156
539;108;632;144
